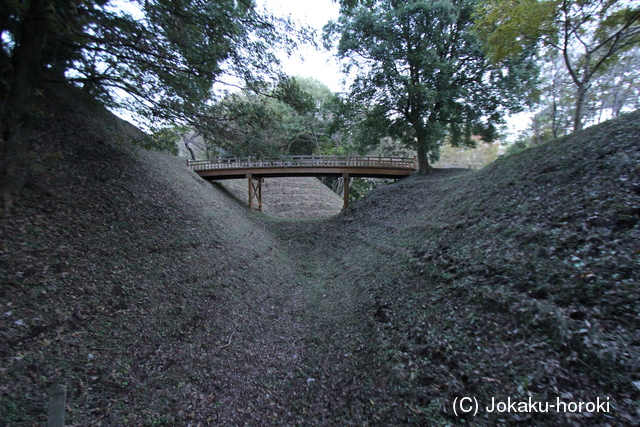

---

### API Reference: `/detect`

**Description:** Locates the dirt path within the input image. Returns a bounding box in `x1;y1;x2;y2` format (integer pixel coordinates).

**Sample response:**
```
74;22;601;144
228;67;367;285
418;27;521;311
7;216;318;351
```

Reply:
256;197;443;426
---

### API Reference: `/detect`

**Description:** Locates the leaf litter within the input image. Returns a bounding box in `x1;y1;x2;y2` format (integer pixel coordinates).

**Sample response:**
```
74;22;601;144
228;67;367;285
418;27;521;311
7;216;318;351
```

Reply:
1;84;639;426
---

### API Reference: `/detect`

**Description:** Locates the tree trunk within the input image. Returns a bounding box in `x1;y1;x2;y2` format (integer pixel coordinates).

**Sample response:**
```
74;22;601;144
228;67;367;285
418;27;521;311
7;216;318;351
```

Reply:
573;83;587;132
417;144;430;175
0;0;51;208
184;141;196;160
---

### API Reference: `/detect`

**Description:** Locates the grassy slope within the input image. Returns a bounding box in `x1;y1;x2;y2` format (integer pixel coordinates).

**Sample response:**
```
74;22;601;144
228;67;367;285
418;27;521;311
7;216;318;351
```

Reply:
0;84;316;425
1;83;638;426
281;111;640;425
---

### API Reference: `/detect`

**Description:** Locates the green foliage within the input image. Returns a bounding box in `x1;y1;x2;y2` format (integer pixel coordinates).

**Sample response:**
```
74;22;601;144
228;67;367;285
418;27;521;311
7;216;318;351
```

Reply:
0;396;24;423
473;0;558;63
373;137;416;158
1;0;300;129
504;138;529;156
272;76;316;115
474;0;640;130
321;175;390;201
322;94;371;155
0;0;301;204
130;127;181;155
324;0;538;173
348;177;390;201
197;76;340;158
474;0;640;63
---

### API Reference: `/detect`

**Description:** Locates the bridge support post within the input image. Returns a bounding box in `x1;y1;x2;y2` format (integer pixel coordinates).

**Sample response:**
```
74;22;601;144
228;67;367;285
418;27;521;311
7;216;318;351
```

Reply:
247;174;263;211
342;172;350;210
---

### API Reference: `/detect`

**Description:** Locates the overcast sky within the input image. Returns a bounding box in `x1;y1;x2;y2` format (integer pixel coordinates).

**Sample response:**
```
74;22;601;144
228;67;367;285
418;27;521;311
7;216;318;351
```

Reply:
258;0;346;92
114;0;529;134
258;0;530;135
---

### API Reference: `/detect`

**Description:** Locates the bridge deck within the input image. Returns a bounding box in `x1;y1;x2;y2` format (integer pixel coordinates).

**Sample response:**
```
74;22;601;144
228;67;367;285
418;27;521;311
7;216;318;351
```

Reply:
186;155;418;210
187;155;417;179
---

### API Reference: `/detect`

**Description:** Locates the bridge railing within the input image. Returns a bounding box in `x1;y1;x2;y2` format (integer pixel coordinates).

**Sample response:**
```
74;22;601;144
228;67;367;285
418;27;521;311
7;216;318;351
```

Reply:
186;155;418;171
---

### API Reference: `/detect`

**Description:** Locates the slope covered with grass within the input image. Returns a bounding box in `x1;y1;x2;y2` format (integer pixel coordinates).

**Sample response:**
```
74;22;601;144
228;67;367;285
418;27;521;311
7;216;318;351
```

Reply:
0;84;316;425
1;82;638;426
277;110;640;425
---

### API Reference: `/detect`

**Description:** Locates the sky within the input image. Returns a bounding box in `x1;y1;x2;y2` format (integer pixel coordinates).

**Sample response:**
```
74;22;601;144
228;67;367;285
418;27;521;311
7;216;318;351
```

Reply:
113;0;530;136
259;0;530;136
257;0;346;92
111;0;345;126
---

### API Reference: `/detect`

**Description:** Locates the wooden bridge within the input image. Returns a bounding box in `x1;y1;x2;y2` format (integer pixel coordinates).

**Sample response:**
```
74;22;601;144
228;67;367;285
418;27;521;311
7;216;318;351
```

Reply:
187;155;418;211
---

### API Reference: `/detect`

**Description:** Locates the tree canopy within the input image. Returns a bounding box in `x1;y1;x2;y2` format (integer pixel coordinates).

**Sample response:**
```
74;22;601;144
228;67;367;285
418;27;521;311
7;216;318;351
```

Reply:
194;76;339;158
527;46;640;142
324;0;537;174
3;0;298;116
0;0;300;206
474;0;640;131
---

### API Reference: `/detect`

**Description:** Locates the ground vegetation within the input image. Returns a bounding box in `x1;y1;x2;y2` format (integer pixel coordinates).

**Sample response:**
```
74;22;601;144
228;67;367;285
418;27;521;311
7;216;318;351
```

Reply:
1;83;639;426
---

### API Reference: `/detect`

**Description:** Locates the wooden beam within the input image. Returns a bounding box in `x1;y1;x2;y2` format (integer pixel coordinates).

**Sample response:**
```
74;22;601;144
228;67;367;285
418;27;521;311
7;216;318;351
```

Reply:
247;174;263;211
197;166;413;180
258;178;263;212
247;174;254;211
342;172;350;209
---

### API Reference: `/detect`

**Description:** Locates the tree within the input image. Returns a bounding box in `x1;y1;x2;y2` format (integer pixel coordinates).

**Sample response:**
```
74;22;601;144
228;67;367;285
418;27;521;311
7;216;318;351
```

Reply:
288;77;338;154
474;0;640;132
584;48;640;122
529;46;640;140
324;0;537;174
195;76;337;158
533;50;579;139
1;0;297;206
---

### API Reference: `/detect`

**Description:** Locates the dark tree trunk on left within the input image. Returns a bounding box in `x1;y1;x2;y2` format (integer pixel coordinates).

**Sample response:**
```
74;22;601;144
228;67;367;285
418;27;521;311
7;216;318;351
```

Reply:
0;0;52;208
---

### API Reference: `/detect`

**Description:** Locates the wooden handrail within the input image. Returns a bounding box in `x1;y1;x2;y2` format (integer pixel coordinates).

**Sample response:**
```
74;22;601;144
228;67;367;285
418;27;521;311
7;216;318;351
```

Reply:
186;155;418;171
